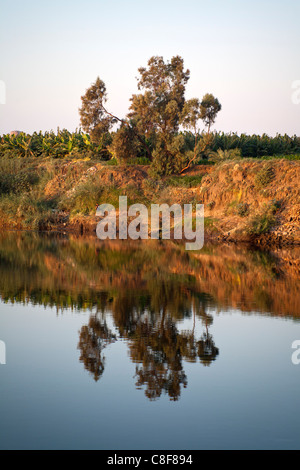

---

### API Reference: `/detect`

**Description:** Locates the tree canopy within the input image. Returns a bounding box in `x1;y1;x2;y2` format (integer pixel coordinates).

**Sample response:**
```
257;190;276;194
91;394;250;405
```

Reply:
79;56;222;174
79;77;116;143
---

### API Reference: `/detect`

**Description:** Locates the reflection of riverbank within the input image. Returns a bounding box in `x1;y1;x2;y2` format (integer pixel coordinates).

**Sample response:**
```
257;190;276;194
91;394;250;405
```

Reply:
0;232;299;318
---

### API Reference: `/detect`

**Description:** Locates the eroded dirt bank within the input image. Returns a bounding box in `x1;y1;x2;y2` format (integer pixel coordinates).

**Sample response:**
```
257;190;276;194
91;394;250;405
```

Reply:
0;159;299;246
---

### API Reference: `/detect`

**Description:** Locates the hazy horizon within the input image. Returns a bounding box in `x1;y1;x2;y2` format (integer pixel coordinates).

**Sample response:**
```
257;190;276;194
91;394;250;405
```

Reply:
0;0;299;137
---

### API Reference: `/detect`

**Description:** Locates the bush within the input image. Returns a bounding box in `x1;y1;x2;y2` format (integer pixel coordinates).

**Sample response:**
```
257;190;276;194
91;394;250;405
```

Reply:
209;148;242;161
254;164;275;188
60;179;105;216
0;169;39;195
127;157;151;165
247;200;280;235
166;174;203;188
109;125;141;164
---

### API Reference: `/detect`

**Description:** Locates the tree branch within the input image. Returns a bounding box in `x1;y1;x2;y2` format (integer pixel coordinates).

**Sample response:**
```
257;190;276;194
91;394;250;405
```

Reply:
179;133;210;174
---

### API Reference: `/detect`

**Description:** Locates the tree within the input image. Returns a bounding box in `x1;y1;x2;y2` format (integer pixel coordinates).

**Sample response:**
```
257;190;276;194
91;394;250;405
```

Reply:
179;93;222;173
199;93;222;134
79;59;222;173
79;77;116;143
129;56;222;175
78;315;116;382
129;55;190;139
128;56;190;174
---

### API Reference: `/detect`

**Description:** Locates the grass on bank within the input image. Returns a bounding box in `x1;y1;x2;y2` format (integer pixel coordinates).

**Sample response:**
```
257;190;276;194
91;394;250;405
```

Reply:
246;200;281;235
0;152;296;234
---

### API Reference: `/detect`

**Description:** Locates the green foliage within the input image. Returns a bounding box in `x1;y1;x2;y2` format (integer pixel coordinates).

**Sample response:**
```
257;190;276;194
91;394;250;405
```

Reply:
247;200;280;235
166;174;203;188
209;148;242;161
1;130;298;164
0;129;110;160
127;157;151;165
0;191;58;229
109;124;141;164
61;179;105;216
129;55;190;138
150;134;188;177
128;55;219;175
2;54;299;175
254;164;275;188
105;157;118;166
0;158;39;195
204;217;217;230
280;154;300;161
209;132;300;158
79;77;116;144
199;94;222;133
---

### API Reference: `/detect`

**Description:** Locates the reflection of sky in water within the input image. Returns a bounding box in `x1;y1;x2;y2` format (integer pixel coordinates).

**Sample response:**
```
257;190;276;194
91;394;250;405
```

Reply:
1;300;300;450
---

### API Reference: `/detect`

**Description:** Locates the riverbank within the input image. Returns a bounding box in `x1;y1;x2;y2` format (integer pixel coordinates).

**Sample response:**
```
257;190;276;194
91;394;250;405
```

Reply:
0;157;299;247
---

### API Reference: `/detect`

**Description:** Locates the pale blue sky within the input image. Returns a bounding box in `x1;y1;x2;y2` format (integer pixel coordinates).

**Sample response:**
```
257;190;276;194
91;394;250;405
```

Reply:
0;0;299;136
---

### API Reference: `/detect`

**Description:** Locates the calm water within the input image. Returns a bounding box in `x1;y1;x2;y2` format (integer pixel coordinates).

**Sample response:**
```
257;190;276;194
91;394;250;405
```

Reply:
0;232;300;450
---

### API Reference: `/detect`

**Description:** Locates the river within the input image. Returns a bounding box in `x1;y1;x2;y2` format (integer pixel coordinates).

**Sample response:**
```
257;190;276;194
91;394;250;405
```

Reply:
0;232;299;449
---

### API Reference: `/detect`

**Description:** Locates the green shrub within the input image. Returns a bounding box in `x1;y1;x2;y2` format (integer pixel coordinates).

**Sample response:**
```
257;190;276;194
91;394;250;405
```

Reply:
127;157;151;165
204;217;217;231
247;200;280;235
108;125;141;164
0;192;57;229
106;158;118;166
254;165;275;188
0;169;39;195
60;179;105;215
143;178;165;191
150;134;188;177
209;148;242;161
166;174;203;188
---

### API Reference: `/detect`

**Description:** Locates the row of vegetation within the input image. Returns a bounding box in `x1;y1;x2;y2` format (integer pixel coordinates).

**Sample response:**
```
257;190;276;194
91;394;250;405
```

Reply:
1;55;299;176
2;129;299;163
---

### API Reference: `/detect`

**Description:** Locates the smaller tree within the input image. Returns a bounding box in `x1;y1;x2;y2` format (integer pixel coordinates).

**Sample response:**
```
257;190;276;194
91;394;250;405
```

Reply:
199;93;222;134
79;77;116;143
179;93;221;173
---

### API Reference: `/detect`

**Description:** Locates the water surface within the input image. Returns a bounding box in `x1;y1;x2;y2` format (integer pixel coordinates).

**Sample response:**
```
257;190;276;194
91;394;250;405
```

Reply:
0;232;299;450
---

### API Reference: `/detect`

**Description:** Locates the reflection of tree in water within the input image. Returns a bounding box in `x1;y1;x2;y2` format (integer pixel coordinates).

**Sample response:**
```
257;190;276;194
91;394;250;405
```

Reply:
129;305;219;401
195;309;219;367
78;315;116;382
130;314;188;401
77;290;219;401
197;331;219;367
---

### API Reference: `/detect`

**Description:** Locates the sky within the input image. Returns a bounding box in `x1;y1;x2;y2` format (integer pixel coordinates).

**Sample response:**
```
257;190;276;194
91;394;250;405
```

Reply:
0;0;299;136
